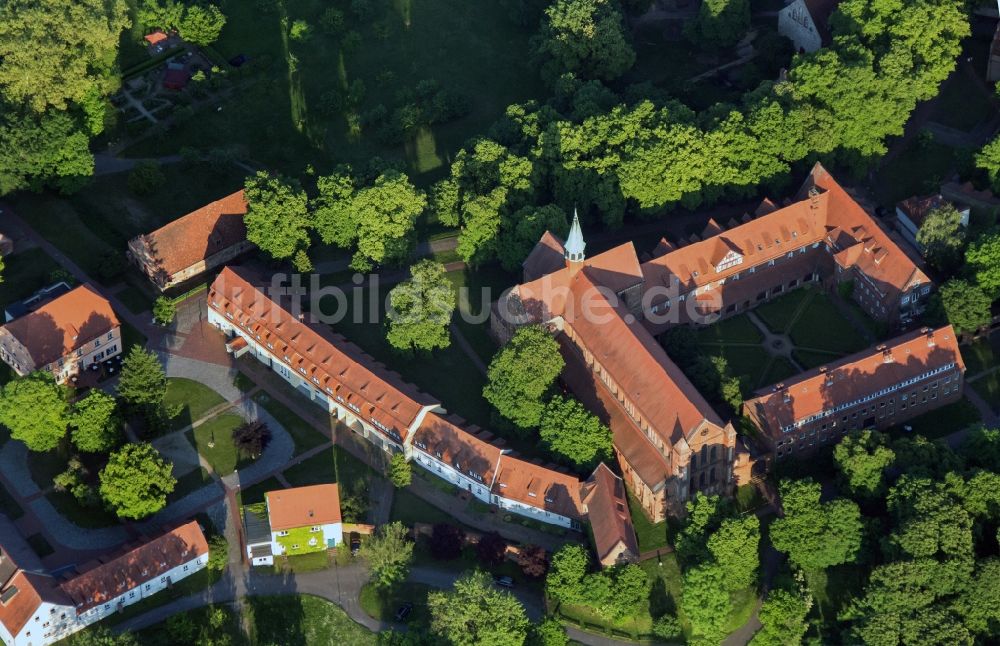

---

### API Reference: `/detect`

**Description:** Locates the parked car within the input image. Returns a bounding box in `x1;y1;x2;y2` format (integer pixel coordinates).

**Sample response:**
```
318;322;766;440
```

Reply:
350;532;361;555
494;575;514;588
394;602;413;622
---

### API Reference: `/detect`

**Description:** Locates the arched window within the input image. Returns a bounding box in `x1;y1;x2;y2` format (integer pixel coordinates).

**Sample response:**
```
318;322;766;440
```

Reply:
710;468;717;484
710;446;717;463
701;445;708;464
691;453;698;470
699;472;707;488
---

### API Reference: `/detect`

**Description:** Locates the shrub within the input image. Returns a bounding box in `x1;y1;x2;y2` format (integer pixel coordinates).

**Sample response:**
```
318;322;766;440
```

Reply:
207;534;229;571
127;160;165;196
289;19;311;41
320;8;345;34
153;296;175;325
96;252;126;282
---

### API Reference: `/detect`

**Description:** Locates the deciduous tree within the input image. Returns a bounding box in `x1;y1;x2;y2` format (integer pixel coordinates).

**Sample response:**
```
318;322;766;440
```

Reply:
681;564;731;644
496;204;568;272
388;452;412;488
535;0;636;82
178;4;226;46
359;521;414;588
231;420;271;459
770;478;862;571
546;544;590;605
0;372;69;452
0;109;94;195
428;570;530;646
71;390;122;453
484;325;564;430
965;231;1000;298
751;588;812;646
834;429;895;499
386;260;455;352
707;515;760;591
243;171;311;261
916;204;966;272
538;395;613;470
99;443;176;519
686;0;750;48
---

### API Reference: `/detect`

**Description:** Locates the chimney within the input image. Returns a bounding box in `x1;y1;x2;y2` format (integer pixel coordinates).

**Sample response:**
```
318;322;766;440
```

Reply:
883;349;893;363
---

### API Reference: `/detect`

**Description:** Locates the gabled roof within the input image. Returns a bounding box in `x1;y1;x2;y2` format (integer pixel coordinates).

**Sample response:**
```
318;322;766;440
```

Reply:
0;570;70;638
522;231;566;281
896;194;948;229
744;326;964;436
412;413;503;486
583;464;639;563
266;484;341;531
209;267;436;441
2;284;119;368
59;522;207;613
492;456;584;520
131;190;248;279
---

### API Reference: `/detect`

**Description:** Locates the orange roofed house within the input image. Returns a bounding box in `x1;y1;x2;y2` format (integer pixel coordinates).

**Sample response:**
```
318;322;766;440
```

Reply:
493;164;932;521
243;484;343;567
0;284;121;384
581;464;640;566
207;267;592;530
128;190;251;290
0;522;208;646
744;326;965;457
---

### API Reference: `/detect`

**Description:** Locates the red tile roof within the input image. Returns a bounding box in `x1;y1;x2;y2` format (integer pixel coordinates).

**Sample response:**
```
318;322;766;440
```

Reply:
0;571;70;638
2;284;119;368
59;522;208;613
209;267;436;442
896;194;947;229
582;464;639;564
266;484;341;531
493;455;584;520
144;30;168;45
131;190;248;279
744;325;964;437
413;413;503;486
522;231;566;281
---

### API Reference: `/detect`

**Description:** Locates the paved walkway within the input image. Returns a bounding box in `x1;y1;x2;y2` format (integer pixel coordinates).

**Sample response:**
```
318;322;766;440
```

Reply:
93;153;182;176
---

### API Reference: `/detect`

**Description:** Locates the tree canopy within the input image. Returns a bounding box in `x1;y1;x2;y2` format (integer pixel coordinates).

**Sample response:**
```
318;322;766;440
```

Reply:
538;395;613;469
428;570;530;646
116;346;167;411
244;171;312;261
965;231;1000;299
686;0;750;48
770;478;862;571
359;521;414;588
834;429;895;499
70;389;122;453
0;372;69;452
751;587;812;646
483;325;564;430
386;260;456;352
534;0;635;82
99;443;176;519
935;279;991;336
916;204;966;272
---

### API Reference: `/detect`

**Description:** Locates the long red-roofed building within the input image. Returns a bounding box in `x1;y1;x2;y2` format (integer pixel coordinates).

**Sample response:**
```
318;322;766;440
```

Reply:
0;522;208;646
743;325;965;456
494;164;936;521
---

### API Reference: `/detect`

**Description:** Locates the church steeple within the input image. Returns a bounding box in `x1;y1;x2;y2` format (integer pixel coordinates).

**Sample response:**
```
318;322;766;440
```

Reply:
564;209;586;266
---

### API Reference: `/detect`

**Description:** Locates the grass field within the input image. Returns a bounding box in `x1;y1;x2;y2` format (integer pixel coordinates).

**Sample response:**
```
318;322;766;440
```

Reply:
251;391;330;453
447;264;515;364
888;397;982;440
793;349;845;370
787;294;867;355
931;69;994;132
389;487;453;526
701;344;772;389
187;413;247;476
961;334;1000;376
26;533;54;558
627;491;669;553
163;378;227;432
248;594;376;645
0;248;63;309
695;315;763;345
0;481;24;520
754;289;811;334
282;444;376;491
359;581;433;626
239;476;284;506
972;373;1000;413
121;0;545;184
759;357;800;386
168;466;215;503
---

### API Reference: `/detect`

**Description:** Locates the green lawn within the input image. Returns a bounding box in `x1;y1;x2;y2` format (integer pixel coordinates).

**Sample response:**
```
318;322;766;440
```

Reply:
931;69;994;132
753;289;812;334
627;491;668;553
389;487;453;526
272;551;335;573
121;0;545;184
12;194;118;279
239;476;284;506
701;344;771;389
187;413;247;476
251;391;330;453
26;533;54;558
46;490;121;529
695;315;763;345
359;581;433;626
132;605;240;645
888;397;982;440
758;357;800;390
788;293;867;355
116;284;153;315
163;378;227;432
972;373;1000;413
0;248;62;309
119;319;148;355
247;594;376;645
447;264;515;364
962;335;1000;376
282;444;377;491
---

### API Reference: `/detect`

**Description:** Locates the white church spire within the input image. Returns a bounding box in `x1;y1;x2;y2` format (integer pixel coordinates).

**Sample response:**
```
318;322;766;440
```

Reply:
564;209;586;264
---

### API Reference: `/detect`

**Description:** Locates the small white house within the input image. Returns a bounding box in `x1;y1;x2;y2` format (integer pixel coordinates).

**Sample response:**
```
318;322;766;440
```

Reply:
895;194;970;255
245;484;343;566
778;0;838;53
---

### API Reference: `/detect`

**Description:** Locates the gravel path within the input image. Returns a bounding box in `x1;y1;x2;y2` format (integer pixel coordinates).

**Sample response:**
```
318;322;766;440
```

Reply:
0;441;38;498
26;498;128;551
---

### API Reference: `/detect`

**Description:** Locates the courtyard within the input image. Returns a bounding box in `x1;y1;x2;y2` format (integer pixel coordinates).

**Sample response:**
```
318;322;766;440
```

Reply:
694;287;874;393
